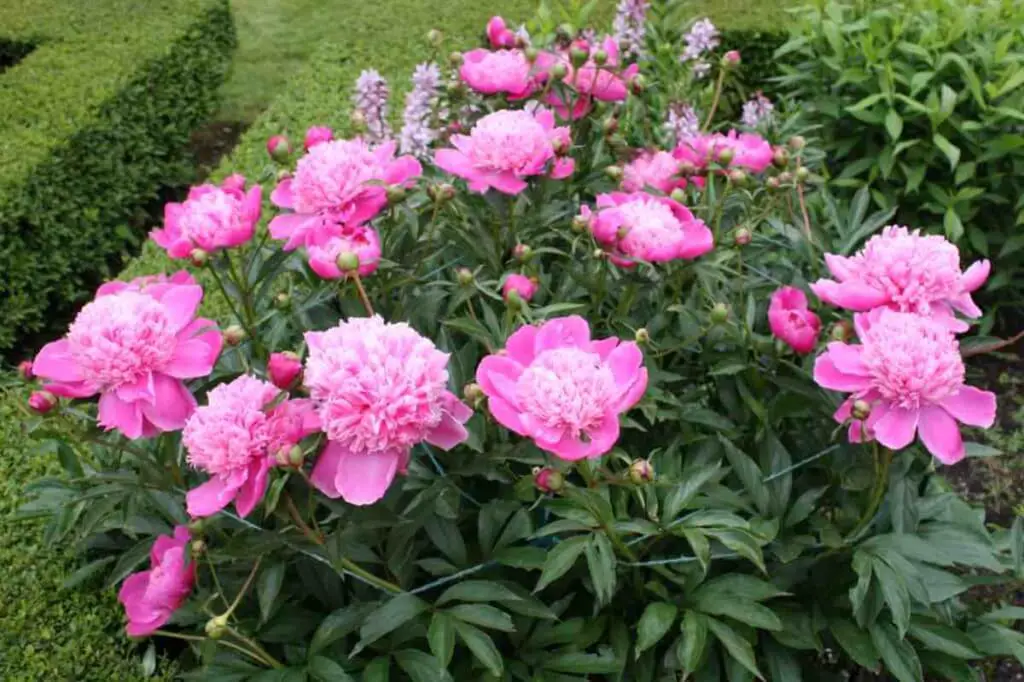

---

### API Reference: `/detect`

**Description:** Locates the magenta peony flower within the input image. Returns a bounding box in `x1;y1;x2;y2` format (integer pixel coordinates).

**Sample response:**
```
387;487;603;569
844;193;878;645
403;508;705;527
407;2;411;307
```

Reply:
269;138;422;250
673;130;774;174
487;16;516;48
304;316;472;505
268;351;303;390
581;192;713;267
476;316;647;460
460;49;539;99
304;126;334;150
546;36;640;119
184;375;320;518
117;526;195;637
810;226;990;332
151;176;262;259
768;286;821;354
503;274;538;302
32;274;221;440
306;223;382;279
622;150;686;194
434;108;573;195
814;309;996;464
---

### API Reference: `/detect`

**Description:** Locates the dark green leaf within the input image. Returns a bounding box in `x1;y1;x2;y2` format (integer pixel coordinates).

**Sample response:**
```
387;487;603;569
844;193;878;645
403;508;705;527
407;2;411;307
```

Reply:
830;619;879;672
62;556;115;590
448;604;515;632
870;622;923;682
428;612;456;668
678;611;710;674
355;594;429;652
542;649;622;673
436;580;522;605
909;622;981;659
307;656;355;682
635;602;678;656
309;604;373;656
534;535;587;592
258;561;286;624
453;621;503;677
584;533;616;607
394;650;452;682
707;617;762;680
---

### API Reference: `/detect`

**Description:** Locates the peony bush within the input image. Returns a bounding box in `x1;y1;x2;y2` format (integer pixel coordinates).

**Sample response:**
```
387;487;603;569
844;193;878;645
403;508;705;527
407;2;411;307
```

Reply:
18;5;1023;681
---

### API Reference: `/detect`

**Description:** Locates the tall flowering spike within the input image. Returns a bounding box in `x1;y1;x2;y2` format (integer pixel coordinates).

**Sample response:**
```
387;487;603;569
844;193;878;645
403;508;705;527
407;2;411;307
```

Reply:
476;316;647;461
31;273;221;440
673;130;774;174
303;316;472;506
151;176;261;259
814;309;996;465
664;103;700;146
810;225;991;332
681;18;719;61
434;108;573;195
741;92;775;129
183;375;319;518
622;150;687;194
613;0;649;59
768;286;821;354
399;63;442;158
353;69;392;145
117;526;195;637
582;191;713;267
269;138;421;250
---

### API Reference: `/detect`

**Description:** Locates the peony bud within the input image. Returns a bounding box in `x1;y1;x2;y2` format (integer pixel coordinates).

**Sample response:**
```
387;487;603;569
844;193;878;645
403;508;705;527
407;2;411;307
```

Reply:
268;351;302;390
592;248;606;260
593;49;608;66
572;215;589;232
445;81;465;97
386;185;406;205
505;289;524;309
503;274;537;303
602;117;618;135
448;51;463;67
710;303;730;324
551;62;569;80
336;251;360;273
724;50;741;66
513;244;533;262
187;518;206;534
605;165;624;181
852;400;871;421
429;183;456;203
205;615;229;640
266;135;291;162
778;171;794;184
629;74;646;95
288;445;305;467
717;147;735;166
766;176;782;191
628;459;655;484
28;390;57;414
350;110;368;132
728;169;748;186
17;360;33;381
570;47;589;68
189;248;209;268
304;126;333;151
635;328;650;344
830;320;853;342
534;467;565;493
795;166;811;183
734;228;752;246
524;47;539;63
788;135;807;151
190;539;206;555
670;187;687;203
678;161;697;177
427;29;443;46
274;291;291;309
463;382;484;407
773;147;790;169
224;325;246;346
456;267;475;286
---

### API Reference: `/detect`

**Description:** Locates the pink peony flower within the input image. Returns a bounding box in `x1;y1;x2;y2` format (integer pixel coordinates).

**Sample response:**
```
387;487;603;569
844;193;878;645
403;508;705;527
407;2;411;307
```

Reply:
814;309;996;464
476;316;647;460
622;150;686;194
184;375;320;518
268;351;303;390
269;138;422;250
304;316;472;505
306;223;382;279
487;16;516;48
503;274;538;302
768;287;821;354
460;49;539;99
434;108;574;195
673;130;774;173
32;274;221;439
304;126;334;150
117;526;195;637
810;226;990;332
547;36;640;119
151;176;262;259
582;192;713;267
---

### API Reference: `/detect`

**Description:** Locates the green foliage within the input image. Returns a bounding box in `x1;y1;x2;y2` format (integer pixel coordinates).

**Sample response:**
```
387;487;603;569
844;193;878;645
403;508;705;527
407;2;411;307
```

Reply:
0;0;236;357
777;0;1024;324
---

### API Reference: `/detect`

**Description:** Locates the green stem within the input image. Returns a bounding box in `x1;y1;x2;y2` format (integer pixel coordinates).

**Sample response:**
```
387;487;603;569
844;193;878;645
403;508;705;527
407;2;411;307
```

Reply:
226;627;284;669
847;446;893;543
224;558;262;619
352;273;375;316
152;629;270;668
337;557;404;595
702;67;727;131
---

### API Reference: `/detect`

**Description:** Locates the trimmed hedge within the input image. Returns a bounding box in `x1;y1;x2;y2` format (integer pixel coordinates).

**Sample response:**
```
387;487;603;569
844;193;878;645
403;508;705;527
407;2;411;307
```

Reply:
0;0;236;357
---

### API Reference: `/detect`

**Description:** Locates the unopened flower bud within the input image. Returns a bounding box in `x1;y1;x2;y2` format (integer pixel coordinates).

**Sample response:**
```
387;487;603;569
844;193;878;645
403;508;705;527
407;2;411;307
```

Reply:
593;49;608;66
551;62;569;80
788;135;807;151
463;382;484;407
427;29;443;46
386;185;406;205
224;325;246;346
445;81;466;97
773;147;790;169
830;320;853;342
629;459;655;484
456;268;474;286
350;110;368;132
429;183;455;203
734;228;752;246
524;47;539;63
336;251;360;273
717;148;735;166
187;518;206;534
534;467;565;493
710;303;729;324
728;169;748;186
572;215;589;232
274;291;291;309
852;400;871;421
17;360;33;381
191;539;206;555
605;165;623;181
505;289;523;309
268;351;302;390
513;244;533;262
778;171;794;184
570;47;589;68
635;328;650;344
189;248;209;268
724;50;741;66
276;169;292;182
795;166;811;183
448;51;464;67
629;74;646;95
28;390;57;414
670;188;687;203
592;248;606;260
205;615;229;640
288;445;305;467
602;117;618;135
266;135;291;162
678;161;697;177
766;176;782;191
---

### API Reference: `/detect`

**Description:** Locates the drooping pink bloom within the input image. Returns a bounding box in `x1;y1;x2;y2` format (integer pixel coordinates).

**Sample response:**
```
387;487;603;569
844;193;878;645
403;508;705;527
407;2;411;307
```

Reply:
476;316;647;460
768;287;821;354
117;526;195;637
151;176;262;259
268;352;303;390
503;274;537;302
814;309;996;464
306;223;382;279
673;130;774;173
304;316;472;505
269;139;422;250
487;16;517;48
622;150;685;194
32;274;221;440
810;226;990;332
434;108;573;195
184;376;320;518
547;36;640;119
305;126;334;150
581;192;713;267
460;49;538;99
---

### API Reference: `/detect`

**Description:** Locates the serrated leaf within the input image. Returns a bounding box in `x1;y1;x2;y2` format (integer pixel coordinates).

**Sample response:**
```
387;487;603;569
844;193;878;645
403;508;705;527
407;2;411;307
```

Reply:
708;617;762;680
635;602;678;657
428;612;456;667
453;621;503;676
534;535;587;592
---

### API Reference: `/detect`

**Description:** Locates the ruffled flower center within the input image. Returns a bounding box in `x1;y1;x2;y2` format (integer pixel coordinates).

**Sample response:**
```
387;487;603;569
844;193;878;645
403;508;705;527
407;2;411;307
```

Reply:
292;139;384;214
623;151;679;191
516;348;615;436
144;548;185;605
183;376;279;476
471;50;531;85
617;198;683;253
466;110;552;173
178;190;243;246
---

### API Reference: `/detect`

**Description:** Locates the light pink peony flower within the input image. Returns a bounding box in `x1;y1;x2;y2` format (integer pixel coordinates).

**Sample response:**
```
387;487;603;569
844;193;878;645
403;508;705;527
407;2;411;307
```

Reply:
673;130;774;173
151;176;262;259
269;138;422;250
268;351;303;390
32;274;221;439
434;108;573;195
460;49;539;99
814;309;996;464
503;274;538;302
184;375;320;518
306;223;382;279
304;126;334;150
768;287;821;354
476;316;647;460
547;36;640;119
582;192;713;267
487;16;517;48
117;526;195;637
810;226;990;332
622;150;686;194
304;316;472;505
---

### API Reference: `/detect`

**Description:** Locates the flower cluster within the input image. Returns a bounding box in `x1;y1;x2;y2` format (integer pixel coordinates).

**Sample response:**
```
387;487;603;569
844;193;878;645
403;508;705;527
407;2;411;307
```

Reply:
353;69;392;145
681;18;718;77
612;0;649;59
741;92;774;128
399;63;442;158
664;102;700;145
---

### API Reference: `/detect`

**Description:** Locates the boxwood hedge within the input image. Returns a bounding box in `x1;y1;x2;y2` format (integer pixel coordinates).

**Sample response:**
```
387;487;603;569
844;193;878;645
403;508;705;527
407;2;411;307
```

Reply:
0;0;236;357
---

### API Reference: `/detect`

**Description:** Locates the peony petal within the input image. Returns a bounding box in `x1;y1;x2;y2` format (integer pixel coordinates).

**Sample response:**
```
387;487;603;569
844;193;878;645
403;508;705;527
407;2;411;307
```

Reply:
99;392;144;439
425;412;469;450
159;285;203;334
584;410;621;458
590;337;619;360
543;431;594;461
617;367;648;412
606;341;643;388
550;157;575;180
384;156;423;185
434;149;477;181
118;571;150;607
269;213;320;250
961;260;990;293
141;374;196;432
813;354;872;392
116;372;155;404
334;447;401;506
504;324;539;365
309;442;344;498
824;342;869;376
483;171;529;195
164;339;219;379
536;316;591;351
823;253;854;281
234;462;269;518
476;355;523;404
873;406;919;450
918;405;965;465
33;339;83;383
186;476;238;518
938;386;996;428
270;178;295;208
677;220;714;258
486;396;527;435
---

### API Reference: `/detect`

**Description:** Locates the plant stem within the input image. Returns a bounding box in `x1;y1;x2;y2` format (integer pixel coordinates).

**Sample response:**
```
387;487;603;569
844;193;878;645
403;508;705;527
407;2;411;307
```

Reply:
351;273;375;316
224;557;262;619
284;492;323;545
153;629;271;668
847;445;893;543
337;556;404;595
702;67;727;131
226;627;284;669
796;182;813;243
